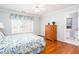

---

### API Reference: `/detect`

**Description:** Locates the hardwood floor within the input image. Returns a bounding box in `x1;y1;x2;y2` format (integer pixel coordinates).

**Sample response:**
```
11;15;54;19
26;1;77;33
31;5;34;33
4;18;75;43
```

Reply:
41;39;79;54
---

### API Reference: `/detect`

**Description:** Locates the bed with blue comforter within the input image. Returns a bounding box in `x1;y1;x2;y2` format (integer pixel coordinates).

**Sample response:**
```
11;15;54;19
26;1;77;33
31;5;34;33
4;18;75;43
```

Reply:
0;33;45;54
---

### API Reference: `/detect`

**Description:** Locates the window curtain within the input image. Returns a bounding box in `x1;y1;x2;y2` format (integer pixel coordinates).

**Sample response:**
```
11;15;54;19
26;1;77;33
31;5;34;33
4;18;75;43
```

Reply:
10;14;34;34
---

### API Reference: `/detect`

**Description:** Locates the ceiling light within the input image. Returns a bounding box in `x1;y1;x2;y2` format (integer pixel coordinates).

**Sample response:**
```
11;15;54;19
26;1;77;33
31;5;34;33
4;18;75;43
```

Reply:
35;5;40;12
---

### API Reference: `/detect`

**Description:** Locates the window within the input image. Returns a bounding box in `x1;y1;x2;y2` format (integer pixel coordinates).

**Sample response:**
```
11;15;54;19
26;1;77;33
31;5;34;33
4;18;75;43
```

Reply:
11;14;34;34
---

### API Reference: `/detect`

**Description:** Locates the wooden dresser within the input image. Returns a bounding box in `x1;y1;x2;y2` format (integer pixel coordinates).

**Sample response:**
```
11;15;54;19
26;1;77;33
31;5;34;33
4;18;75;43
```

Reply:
45;24;57;41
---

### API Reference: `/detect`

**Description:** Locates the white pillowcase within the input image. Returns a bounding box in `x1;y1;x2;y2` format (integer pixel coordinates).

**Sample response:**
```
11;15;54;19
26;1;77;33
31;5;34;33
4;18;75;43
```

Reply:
0;32;4;39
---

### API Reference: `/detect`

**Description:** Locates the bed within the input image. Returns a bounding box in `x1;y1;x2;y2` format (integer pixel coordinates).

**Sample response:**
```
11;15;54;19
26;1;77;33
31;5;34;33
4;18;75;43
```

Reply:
0;32;45;54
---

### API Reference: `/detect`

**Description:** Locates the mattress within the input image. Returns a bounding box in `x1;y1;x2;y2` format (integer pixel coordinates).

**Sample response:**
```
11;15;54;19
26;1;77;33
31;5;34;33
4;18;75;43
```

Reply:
0;33;45;54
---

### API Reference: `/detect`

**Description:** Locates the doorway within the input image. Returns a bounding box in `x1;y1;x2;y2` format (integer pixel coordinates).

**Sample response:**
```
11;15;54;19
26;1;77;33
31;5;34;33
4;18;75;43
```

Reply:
66;12;78;42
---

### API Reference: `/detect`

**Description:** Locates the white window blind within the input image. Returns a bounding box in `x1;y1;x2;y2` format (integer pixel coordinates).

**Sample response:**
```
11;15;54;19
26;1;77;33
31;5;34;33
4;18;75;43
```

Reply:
11;14;34;34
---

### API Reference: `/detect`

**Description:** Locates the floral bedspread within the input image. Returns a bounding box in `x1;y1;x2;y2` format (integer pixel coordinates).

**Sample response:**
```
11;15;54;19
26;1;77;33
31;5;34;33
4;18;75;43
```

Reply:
0;33;45;54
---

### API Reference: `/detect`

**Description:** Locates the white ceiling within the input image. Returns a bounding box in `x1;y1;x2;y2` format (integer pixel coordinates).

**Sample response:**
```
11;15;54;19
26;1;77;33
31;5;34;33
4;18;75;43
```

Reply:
0;4;78;15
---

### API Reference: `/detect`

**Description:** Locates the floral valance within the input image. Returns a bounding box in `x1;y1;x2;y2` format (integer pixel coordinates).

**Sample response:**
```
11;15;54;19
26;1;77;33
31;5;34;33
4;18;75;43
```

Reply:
10;14;34;20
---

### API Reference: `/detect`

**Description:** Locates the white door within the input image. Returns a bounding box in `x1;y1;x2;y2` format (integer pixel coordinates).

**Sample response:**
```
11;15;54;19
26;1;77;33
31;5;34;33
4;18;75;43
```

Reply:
66;12;78;41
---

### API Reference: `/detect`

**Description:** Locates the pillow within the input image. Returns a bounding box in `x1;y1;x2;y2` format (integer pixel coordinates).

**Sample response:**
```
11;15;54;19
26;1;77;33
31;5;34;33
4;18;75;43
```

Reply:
0;32;4;39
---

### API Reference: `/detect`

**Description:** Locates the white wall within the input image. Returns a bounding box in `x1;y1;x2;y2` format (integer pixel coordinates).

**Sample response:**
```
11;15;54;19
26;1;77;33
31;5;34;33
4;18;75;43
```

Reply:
0;11;11;35
33;16;41;35
40;5;79;44
0;8;41;35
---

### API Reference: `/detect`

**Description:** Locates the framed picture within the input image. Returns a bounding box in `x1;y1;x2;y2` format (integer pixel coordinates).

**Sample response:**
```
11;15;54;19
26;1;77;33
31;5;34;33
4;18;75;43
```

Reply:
66;18;72;29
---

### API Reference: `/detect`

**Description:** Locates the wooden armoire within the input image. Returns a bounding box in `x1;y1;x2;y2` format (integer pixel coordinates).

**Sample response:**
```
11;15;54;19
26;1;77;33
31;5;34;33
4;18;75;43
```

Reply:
45;24;57;41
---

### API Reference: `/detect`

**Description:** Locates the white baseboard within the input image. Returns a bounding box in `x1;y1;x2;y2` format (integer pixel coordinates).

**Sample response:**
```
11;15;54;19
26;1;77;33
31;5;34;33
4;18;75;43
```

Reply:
58;39;79;47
